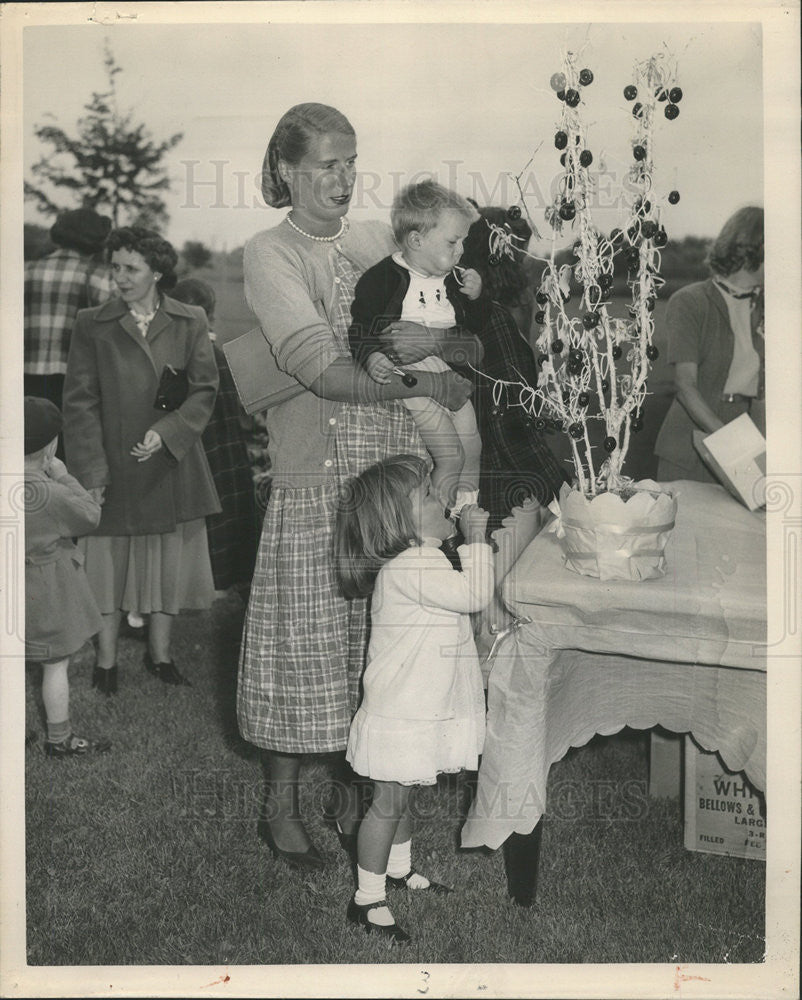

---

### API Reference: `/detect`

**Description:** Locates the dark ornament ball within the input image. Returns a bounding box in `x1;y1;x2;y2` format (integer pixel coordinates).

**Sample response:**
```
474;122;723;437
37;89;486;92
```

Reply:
565;88;581;107
645;296;656;312
632;102;644;118
598;273;614;290
536;290;549;305
603;436;617;453
668;190;681;205
551;338;564;354
641;220;658;239
665;103;680;120
579;68;594;86
627;248;641;268
610;227;624;245
556;89;566;102
582;311;600;330
535;417;547;431
669;86;683;103
550;72;567;92
535;310;546;325
560;152;567;167
601;379;610;393
654;228;668;248
569;422;584;440
631;417;644;433
646;344;659;360
633;144;647;161
624;84;637;101
611;344;623;361
507;205;522;220
579;149;593;167
554;131;568;150
656;88;669;102
559;202;576;221
537;353;549;367
578;392;590;407
488;253;501;266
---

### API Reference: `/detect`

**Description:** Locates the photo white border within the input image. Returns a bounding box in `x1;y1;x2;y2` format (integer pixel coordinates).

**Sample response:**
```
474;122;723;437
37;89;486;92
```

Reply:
1;2;799;997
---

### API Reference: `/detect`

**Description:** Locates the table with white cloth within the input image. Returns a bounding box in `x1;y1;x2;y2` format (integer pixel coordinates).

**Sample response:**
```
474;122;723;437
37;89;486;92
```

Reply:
461;480;766;903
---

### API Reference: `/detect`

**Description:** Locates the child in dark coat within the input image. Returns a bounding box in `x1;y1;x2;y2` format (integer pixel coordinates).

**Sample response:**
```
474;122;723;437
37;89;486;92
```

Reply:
24;397;110;757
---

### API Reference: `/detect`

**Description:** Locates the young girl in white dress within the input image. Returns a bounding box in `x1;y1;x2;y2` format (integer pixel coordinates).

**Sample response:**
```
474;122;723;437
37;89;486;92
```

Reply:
334;454;493;943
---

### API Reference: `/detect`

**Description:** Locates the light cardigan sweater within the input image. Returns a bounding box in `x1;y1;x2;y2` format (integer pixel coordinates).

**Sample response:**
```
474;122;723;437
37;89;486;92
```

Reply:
243;219;397;488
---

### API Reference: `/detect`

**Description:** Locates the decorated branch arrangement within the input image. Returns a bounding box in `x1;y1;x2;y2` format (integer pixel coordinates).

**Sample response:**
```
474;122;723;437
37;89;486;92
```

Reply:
485;50;683;498
481;51;684;580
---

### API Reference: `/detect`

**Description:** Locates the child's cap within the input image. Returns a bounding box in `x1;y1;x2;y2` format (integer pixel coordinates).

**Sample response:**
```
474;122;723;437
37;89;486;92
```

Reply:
24;396;62;455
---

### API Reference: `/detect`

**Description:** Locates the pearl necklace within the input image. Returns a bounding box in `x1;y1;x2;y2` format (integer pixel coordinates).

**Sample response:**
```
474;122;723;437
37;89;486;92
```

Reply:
285;213;349;243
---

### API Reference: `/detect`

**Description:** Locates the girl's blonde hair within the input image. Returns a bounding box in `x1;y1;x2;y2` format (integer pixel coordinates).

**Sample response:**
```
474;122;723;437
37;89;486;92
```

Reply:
391;178;478;245
261;103;355;208
334;454;429;599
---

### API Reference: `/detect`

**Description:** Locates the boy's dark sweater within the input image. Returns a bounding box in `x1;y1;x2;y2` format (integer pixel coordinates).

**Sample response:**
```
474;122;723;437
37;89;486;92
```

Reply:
348;255;491;367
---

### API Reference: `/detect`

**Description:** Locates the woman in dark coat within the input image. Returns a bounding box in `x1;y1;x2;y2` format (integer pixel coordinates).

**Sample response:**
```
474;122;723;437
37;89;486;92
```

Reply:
63;227;220;693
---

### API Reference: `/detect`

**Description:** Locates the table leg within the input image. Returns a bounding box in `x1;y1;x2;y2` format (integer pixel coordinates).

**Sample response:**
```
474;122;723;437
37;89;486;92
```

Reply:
502;821;543;907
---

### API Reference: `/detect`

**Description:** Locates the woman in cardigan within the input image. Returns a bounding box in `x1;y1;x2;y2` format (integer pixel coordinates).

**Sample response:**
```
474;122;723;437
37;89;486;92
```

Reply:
237;103;475;871
654;206;765;482
63;227;220;693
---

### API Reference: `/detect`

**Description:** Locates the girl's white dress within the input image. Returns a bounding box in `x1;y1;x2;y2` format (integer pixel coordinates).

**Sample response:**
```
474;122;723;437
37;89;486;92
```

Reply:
347;540;494;785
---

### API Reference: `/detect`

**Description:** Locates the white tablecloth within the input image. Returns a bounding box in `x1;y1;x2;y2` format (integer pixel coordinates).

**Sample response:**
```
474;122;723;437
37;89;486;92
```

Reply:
461;481;766;850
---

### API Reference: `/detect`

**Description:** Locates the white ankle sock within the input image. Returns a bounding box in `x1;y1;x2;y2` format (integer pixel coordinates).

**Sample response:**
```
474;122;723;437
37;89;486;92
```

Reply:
355;866;393;926
387;841;430;888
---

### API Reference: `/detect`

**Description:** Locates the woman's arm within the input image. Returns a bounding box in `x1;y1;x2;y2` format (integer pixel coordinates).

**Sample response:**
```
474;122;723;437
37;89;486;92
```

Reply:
309;358;473;411
151;312;219;463
378;321;484;367
674;361;725;433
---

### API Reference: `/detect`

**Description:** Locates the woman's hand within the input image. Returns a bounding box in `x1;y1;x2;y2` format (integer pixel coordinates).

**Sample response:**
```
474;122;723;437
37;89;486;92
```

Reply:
459;503;490;544
366;351;394;384
458;268;483;301
131;429;163;463
430;370;473;411
378;321;435;364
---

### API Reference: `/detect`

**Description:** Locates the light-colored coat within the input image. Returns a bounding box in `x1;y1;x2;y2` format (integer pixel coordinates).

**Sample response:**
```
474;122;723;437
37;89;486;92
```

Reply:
63;295;221;535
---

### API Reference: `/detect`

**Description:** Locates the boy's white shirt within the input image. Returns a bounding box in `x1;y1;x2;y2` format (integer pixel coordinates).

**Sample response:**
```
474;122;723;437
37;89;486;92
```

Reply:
393;251;456;329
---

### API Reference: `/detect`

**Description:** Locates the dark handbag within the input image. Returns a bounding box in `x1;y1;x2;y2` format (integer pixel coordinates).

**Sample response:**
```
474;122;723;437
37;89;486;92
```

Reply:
154;364;189;411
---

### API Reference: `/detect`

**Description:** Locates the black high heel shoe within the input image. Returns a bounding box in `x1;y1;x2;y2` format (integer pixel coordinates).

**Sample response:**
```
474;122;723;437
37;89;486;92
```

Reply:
144;652;191;686
92;665;118;696
346;897;410;943
386;870;453;893
257;820;327;872
322;806;358;866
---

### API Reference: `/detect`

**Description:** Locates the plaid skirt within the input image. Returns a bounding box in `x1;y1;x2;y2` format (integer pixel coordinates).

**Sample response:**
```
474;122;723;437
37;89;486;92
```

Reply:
237;400;427;753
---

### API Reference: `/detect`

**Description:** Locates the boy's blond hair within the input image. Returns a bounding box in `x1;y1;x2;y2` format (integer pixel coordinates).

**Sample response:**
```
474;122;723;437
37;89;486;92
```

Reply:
391;178;477;245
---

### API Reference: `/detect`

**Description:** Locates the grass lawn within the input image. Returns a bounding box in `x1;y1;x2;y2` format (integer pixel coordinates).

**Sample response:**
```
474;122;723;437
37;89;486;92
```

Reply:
25;594;765;966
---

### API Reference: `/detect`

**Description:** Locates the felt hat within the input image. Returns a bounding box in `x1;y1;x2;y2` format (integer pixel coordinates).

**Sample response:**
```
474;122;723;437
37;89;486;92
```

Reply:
50;208;112;254
24;397;63;455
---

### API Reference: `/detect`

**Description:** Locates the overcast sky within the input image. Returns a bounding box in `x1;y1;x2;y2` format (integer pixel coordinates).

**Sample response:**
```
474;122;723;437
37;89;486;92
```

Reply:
23;19;763;251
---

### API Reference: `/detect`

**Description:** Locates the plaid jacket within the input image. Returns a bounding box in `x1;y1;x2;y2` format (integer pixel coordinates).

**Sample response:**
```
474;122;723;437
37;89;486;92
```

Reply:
24;248;114;374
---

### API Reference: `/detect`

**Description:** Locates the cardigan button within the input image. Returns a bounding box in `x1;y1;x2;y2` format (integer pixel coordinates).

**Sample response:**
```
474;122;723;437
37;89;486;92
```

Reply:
334;277;341;284
324;459;333;468
328;417;337;425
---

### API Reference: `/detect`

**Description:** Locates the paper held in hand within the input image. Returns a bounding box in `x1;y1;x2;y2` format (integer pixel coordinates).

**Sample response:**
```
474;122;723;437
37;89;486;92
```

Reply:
693;413;766;511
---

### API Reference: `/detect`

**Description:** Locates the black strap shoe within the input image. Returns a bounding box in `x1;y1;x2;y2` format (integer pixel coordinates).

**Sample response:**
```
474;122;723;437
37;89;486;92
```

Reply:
346;897;410;943
45;733;112;758
144;652;191;686
386;870;453;893
92;665;118;695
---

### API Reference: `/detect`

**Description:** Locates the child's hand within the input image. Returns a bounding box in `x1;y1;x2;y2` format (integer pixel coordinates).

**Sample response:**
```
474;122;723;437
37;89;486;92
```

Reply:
366;351;395;384
45;456;68;480
459;503;490;543
459;268;483;301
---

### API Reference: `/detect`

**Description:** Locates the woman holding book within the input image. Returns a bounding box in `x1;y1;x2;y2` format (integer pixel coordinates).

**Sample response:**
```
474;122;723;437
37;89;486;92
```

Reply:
236;103;476;870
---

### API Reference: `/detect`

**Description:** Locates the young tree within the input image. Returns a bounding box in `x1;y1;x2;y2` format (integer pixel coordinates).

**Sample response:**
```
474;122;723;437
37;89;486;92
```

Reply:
25;41;183;229
181;240;213;270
